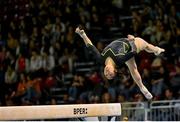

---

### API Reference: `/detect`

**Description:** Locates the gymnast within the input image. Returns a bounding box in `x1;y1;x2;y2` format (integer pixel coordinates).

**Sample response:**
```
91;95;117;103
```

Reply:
75;26;165;100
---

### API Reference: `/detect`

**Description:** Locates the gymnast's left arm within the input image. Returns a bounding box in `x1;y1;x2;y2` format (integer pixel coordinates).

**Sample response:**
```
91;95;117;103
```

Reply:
125;57;153;99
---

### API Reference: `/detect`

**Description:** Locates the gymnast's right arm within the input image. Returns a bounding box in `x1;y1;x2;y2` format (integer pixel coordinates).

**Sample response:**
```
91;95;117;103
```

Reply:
75;27;93;46
75;27;103;64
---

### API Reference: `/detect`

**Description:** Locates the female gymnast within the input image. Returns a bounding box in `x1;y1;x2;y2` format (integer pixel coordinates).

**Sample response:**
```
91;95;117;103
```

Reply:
75;27;165;100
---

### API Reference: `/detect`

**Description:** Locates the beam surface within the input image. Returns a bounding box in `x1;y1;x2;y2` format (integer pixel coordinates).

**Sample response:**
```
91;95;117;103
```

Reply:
0;103;121;120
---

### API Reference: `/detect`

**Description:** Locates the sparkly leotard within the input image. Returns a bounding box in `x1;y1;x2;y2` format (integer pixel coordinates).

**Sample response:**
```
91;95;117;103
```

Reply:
86;38;136;67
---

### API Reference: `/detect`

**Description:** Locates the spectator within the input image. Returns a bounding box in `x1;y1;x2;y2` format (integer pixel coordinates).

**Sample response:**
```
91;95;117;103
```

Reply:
102;92;112;103
7;32;18;53
12;73;27;105
47;53;55;71
50;98;57;105
44;72;56;89
142;20;156;44
68;74;80;102
5;66;17;94
40;52;49;71
117;94;126;103
170;64;180;94
163;88;175;100
0;46;6;65
29;51;42;72
15;53;29;73
0;66;6;105
24;76;41;104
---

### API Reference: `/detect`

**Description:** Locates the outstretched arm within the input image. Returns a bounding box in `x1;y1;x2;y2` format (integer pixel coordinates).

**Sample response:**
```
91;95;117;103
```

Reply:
75;27;93;46
75;27;103;64
125;57;153;100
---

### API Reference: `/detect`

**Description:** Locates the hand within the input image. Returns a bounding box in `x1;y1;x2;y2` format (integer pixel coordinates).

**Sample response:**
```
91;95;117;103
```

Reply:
75;27;85;37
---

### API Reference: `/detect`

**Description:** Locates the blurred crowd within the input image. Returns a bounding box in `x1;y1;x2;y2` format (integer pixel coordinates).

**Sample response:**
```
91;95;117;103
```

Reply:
0;0;179;106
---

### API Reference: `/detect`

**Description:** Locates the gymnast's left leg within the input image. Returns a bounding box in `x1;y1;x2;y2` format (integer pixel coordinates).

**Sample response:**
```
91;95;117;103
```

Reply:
136;37;165;55
127;35;165;55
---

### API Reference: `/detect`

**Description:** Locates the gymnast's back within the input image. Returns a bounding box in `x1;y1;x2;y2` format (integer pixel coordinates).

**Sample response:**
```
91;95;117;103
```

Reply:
101;38;135;66
86;38;136;67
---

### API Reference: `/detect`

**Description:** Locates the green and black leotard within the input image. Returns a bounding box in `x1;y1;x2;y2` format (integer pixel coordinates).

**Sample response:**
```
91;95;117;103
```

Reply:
86;38;136;67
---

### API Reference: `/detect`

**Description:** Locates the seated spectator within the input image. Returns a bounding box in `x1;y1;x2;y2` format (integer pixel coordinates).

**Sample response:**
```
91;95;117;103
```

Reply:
88;71;102;85
68;75;80;102
170;63;180;94
5;66;17;94
151;57;163;68
44;72;56;89
29;51;42;72
50;98;57;105
141;68;151;90
62;93;70;104
33;78;42;102
11;73;27;105
47;53;55;71
151;73;165;100
58;48;76;73
0;46;6;65
117;93;126;103
142;20;156;42
24;76;41;104
89;95;100;103
7;32;18;53
40;52;49;71
14;73;27;97
163;88;175;100
15;53;29;73
133;93;145;102
4;51;16;69
102;92;112;103
19;31;28;46
0;66;6;106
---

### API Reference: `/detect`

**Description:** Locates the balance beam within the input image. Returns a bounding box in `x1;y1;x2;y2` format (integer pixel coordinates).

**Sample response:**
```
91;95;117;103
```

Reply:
0;103;121;120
